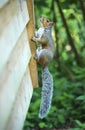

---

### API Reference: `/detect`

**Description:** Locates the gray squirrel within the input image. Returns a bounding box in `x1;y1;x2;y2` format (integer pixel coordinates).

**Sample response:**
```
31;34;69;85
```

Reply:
31;16;55;119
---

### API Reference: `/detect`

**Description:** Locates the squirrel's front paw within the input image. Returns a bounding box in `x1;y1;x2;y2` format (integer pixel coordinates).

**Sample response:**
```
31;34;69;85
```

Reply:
31;36;36;42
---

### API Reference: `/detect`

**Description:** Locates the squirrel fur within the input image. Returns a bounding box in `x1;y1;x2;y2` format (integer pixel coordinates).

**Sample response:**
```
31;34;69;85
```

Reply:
32;16;54;119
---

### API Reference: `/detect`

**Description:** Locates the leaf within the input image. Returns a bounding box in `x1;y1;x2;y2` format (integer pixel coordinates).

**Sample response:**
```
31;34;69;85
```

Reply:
76;95;85;101
39;122;47;128
70;128;82;130
75;120;85;128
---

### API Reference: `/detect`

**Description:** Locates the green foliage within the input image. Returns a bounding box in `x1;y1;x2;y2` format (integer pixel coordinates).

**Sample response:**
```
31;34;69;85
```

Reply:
23;63;85;129
23;0;85;129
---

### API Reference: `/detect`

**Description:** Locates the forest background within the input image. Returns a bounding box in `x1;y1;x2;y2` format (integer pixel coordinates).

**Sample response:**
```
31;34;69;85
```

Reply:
23;0;85;129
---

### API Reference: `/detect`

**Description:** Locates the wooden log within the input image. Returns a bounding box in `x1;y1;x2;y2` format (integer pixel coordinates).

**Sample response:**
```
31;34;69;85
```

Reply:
26;0;38;88
6;68;33;130
0;0;29;76
0;28;31;130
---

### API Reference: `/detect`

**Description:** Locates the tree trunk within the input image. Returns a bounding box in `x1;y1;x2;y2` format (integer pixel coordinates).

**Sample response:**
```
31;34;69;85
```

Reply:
55;0;82;66
79;0;85;22
51;0;59;60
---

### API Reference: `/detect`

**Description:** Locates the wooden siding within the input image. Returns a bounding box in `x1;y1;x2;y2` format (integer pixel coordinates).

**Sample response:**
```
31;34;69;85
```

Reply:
0;0;38;130
0;0;29;75
6;68;33;130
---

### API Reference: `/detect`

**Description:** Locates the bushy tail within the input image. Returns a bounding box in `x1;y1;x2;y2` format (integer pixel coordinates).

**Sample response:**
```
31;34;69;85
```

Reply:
39;66;53;119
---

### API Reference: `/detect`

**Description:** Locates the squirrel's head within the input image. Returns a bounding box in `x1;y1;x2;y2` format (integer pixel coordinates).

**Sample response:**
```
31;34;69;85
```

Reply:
40;16;54;28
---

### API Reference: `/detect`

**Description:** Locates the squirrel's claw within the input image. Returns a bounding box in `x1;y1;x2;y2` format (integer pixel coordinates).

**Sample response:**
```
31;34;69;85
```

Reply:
31;36;36;42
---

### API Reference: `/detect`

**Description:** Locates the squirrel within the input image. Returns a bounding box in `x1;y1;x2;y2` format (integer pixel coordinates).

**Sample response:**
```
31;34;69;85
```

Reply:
31;16;55;119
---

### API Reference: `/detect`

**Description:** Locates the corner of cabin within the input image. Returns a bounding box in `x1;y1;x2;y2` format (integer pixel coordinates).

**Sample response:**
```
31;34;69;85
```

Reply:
0;0;38;130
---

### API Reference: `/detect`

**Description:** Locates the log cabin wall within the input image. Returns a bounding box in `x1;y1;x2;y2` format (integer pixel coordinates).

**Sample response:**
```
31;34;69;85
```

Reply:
0;0;38;130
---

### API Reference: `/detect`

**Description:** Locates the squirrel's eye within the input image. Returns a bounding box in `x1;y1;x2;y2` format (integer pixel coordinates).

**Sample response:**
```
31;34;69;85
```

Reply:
47;19;49;22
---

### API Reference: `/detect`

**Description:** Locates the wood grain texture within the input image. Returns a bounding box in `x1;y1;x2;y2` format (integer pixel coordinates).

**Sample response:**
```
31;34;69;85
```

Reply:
26;0;38;88
0;0;29;76
0;0;9;8
6;68;33;130
0;29;31;130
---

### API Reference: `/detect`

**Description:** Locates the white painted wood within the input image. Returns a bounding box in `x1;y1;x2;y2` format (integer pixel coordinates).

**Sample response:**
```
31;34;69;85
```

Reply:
0;29;31;130
6;68;33;130
0;0;29;76
0;0;9;8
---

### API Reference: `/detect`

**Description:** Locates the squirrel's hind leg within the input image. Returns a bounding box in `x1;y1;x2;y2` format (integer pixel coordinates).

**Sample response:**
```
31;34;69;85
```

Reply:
34;47;41;61
34;53;38;60
38;49;51;67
